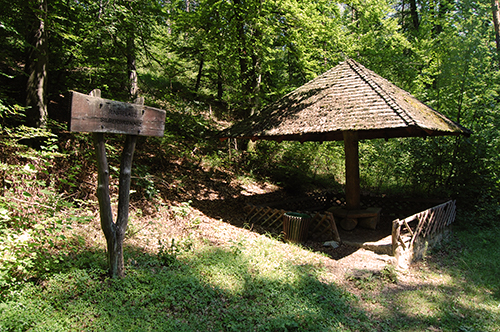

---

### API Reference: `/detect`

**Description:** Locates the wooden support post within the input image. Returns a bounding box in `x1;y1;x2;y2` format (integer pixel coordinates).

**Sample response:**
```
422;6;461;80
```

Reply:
113;96;141;277
90;89;117;276
392;219;401;255
87;90;146;277
343;131;360;210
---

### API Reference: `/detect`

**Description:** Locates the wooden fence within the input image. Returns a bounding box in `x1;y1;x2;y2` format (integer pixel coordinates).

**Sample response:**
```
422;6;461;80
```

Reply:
392;200;456;267
261;190;448;220
245;205;341;243
245;193;456;268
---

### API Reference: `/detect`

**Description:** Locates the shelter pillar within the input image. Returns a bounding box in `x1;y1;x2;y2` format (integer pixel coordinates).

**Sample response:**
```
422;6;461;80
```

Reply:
343;131;361;210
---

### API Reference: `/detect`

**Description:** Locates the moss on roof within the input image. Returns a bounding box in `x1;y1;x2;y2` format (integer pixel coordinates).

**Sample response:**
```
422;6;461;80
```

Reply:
221;59;471;142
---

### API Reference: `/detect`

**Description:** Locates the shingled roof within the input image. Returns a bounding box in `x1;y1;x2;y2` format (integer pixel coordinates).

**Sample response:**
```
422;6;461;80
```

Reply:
221;58;471;141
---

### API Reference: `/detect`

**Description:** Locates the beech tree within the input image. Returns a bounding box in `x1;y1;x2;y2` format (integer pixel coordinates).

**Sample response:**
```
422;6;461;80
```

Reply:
493;0;500;67
25;0;49;128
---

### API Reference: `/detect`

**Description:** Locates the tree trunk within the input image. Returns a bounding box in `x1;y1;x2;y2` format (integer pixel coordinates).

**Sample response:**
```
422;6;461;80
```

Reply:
493;0;500;67
233;0;262;119
91;89;116;277
115;134;137;277
127;36;139;99
25;0;48;128
217;61;223;100
195;56;204;92
409;0;419;31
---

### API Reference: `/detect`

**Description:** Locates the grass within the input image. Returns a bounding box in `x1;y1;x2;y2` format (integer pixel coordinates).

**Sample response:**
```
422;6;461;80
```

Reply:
343;226;500;332
0;233;372;332
2;204;500;331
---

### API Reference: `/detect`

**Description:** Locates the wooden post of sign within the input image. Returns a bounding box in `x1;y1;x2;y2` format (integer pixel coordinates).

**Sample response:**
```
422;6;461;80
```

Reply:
91;89;138;278
90;89;117;276
71;89;165;278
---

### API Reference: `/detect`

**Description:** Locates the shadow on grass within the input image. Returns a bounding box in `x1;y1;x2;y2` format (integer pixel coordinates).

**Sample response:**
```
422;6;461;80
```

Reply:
376;281;499;331
2;227;500;332
346;226;500;332
0;244;373;332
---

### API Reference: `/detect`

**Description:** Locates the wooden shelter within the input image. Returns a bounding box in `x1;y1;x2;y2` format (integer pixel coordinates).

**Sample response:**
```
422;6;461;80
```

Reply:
220;59;470;225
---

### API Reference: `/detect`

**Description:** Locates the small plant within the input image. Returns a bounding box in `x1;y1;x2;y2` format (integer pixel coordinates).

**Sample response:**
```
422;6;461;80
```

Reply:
172;200;192;219
380;264;398;284
133;165;159;200
157;238;180;267
346;270;380;290
228;238;245;256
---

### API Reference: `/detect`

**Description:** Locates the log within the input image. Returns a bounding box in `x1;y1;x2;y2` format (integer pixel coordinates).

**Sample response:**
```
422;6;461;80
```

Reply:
340;217;358;231
392;219;401;255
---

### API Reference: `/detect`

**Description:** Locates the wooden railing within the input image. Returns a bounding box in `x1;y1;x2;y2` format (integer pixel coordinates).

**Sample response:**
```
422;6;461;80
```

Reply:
392;200;456;260
259;190;448;220
244;194;456;268
244;205;341;243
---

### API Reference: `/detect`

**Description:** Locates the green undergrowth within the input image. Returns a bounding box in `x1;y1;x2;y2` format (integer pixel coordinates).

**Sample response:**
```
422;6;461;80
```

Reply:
0;236;372;332
343;226;500;332
1;224;500;331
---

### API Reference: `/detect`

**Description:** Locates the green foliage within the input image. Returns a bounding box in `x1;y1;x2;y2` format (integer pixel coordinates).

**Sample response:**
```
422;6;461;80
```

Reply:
2;225;499;331
171;200;193;219
380;265;398;284
1;1;500;329
0;235;372;332
157;238;180;267
346;265;398;291
133;165;159;200
0;119;76;290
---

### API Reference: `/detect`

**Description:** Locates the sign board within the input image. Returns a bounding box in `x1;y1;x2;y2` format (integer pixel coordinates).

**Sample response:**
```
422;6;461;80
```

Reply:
69;91;166;137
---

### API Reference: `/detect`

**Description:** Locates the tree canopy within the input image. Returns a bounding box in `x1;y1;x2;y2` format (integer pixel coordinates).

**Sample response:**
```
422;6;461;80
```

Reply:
0;0;499;214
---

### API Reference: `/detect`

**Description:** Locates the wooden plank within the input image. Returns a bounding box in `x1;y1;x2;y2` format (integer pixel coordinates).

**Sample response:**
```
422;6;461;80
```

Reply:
447;201;456;226
413;209;429;239
268;209;286;228
326;212;341;243
69;91;166;137
441;201;454;230
254;207;272;224
262;209;282;227
439;200;455;231
403;219;414;237
311;213;328;232
430;205;445;236
392;219;401;255
248;206;264;222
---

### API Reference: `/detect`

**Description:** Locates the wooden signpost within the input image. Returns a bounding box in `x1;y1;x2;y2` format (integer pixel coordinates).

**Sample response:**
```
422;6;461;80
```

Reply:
69;89;166;277
70;90;165;136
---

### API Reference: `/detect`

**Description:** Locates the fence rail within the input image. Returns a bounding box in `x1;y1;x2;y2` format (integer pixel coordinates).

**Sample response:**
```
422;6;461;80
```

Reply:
260;190;448;220
392;200;456;266
245;205;340;243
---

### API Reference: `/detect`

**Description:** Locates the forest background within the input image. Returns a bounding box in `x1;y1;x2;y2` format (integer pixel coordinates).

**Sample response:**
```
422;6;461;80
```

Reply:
2;0;499;207
1;0;500;330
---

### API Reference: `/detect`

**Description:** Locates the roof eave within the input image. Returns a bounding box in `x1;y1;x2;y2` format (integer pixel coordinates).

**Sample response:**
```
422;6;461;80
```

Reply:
220;126;471;143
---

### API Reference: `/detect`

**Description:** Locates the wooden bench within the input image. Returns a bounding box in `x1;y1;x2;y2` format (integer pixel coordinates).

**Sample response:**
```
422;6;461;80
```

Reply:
328;207;382;230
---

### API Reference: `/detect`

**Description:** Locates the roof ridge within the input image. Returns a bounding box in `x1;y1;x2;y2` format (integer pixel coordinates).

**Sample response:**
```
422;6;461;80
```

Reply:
346;59;417;126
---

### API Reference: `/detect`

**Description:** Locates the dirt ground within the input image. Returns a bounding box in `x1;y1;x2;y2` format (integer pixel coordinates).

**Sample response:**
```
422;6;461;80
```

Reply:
78;162;429;295
158;176;402;286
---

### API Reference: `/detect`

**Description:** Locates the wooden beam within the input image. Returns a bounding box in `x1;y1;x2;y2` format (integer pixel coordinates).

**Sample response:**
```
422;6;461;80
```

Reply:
343;131;361;210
